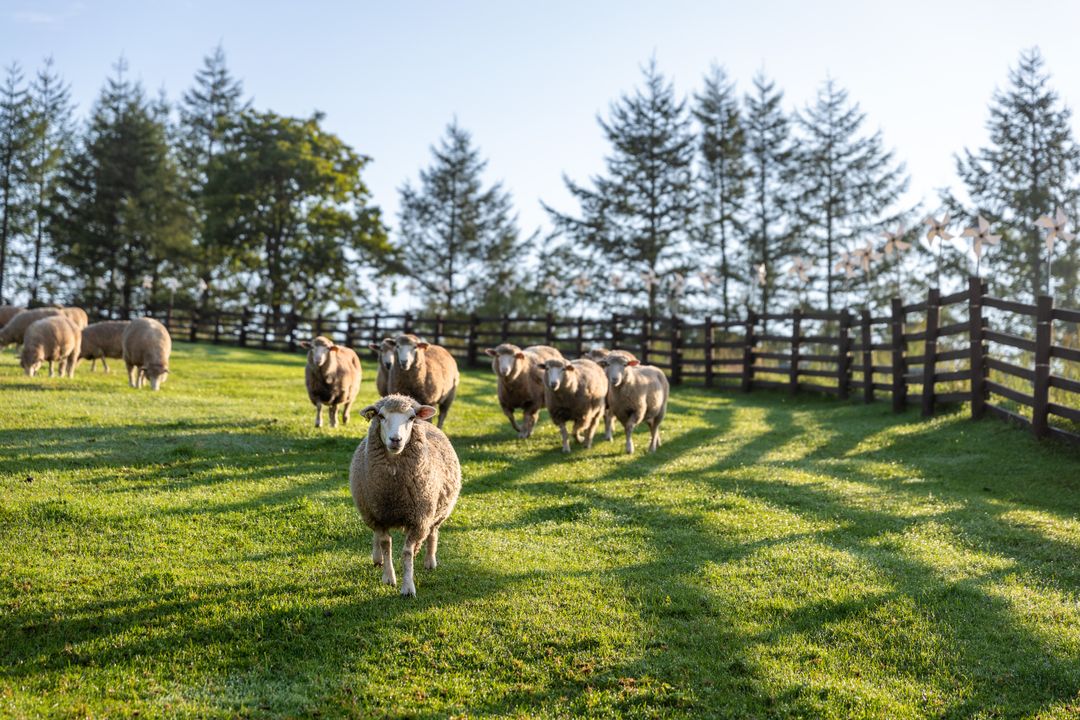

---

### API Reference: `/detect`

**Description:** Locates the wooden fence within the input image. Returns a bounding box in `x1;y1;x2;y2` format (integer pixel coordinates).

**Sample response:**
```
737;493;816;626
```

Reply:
100;276;1080;445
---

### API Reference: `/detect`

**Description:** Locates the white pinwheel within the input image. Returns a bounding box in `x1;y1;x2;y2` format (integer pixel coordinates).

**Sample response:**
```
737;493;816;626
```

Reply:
924;213;953;243
571;275;591;293
834;251;857;279
696;269;716;290
141;275;154;290
852;241;882;272
611;272;624;290
113;274;124;290
197;278;210;294
95;276;109;291
787;256;811;283
163;277;180;292
753;263;767;286
640;269;658;291
961;216;1001;259
542;277;561;296
1035;207;1075;252
882;224;911;256
671;272;685;296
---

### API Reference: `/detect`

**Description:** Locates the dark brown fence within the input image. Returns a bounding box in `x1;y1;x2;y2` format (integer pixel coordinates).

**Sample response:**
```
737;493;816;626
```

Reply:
101;276;1080;445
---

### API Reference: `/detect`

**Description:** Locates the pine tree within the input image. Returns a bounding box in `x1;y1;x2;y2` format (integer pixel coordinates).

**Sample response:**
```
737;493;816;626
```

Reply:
792;78;909;309
950;47;1080;303
0;64;32;303
179;45;247;310
743;72;794;315
396;120;527;315
694;65;749;318
546;60;697;317
25;56;73;303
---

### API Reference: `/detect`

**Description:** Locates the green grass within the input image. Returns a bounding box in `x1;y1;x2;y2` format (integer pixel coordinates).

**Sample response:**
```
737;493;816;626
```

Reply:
2;342;1080;719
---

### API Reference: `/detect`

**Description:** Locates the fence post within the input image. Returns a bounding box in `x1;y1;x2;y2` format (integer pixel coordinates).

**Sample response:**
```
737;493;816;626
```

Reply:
403;312;413;334
165;303;173;332
837;309;852;400
891;298;906;413
288;312;298;353
213;312;222;345
861;309;874;404
501;315;510;343
190;308;200;343
789;307;801;395
344;314;356;348
576;317;585;359
704;316;715;388
467;313;479;368
921;288;940;418
545;313;555;345
435;314;444;345
741;310;757;392
641;315;652;366
314;313;323;339
239;309;250;348
611;313;621;349
1032;294;1054;438
967;276;987;419
671;315;683;386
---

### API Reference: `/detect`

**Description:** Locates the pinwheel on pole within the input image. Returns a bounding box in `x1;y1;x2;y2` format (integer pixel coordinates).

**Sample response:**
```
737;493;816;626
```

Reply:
882;223;911;296
833;251;857;309
924;213;953;289
163;277;180;324
1035;207;1074;297
787;256;811;307
960;216;1001;277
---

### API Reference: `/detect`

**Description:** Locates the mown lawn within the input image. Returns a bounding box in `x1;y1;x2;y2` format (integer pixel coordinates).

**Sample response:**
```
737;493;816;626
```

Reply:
2;342;1080;719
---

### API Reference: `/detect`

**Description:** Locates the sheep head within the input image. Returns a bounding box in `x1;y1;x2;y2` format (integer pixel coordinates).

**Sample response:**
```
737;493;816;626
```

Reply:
368;338;396;371
537;358;575;391
393;334;429;372
485;343;526;379
300;336;337;368
597;350;639;388
360;394;437;455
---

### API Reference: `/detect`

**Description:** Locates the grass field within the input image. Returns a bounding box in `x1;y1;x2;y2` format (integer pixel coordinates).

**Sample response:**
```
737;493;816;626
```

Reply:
2;342;1080;719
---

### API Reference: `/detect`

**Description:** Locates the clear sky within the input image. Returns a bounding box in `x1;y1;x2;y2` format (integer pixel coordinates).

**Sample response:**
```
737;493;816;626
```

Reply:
4;0;1080;243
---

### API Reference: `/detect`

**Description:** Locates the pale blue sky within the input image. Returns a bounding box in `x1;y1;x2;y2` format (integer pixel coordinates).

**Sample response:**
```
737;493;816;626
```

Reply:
4;0;1080;241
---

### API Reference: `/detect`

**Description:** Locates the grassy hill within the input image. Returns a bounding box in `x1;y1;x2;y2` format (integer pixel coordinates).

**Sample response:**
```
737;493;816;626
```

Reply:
2;342;1079;718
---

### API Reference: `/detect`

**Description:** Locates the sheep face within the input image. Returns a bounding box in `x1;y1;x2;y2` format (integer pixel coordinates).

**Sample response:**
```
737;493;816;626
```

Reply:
22;358;42;377
538;359;574;391
394;338;429;372
144;364;169;390
301;337;335;368
362;395;438;454
369;339;396;371
485;344;526;379
599;351;639;388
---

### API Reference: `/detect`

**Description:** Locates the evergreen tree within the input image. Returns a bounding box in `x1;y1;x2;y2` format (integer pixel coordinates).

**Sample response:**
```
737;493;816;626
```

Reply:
25;56;73;303
949;47;1080;303
546;60;697;316
50;58;188;312
743;72;794;315
0;64;32;303
694;65;748;318
792;78;909;309
205;110;389;320
179;45;247;310
396;121;526;315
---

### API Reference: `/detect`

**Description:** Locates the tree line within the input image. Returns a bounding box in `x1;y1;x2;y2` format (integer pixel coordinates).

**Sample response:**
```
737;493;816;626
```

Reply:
0;46;1077;321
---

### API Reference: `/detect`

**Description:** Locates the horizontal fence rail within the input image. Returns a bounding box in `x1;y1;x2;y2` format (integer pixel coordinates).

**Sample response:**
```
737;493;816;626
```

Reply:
90;276;1080;445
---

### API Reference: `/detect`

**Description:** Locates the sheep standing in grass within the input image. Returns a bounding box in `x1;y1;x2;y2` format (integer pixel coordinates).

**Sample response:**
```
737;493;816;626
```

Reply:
367;337;396;396
80;320;130;372
485;343;563;438
21;315;81;378
0;307;62;349
59;306;89;330
598;350;669;454
122;317;172;390
538;357;607;453
582;346;640;442
349;394;462;597
388;334;459;429
300;336;363;428
0;305;24;328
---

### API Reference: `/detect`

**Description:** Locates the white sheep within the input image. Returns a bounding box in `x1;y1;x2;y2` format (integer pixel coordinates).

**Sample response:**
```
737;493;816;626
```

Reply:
122;317;172;390
80;320;130;372
388;333;459;429
537;357;608;453
21;315;81;378
367;337;395;396
598;350;670;453
484;342;564;438
300;336;363;428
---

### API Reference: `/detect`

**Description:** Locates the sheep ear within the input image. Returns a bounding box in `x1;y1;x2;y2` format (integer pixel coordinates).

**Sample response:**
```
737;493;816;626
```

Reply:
360;404;379;420
385;339;397;347
537;362;547;370
417;341;429;350
299;340;312;349
628;359;640;366
515;351;525;359
597;359;609;367
565;364;576;372
415;405;437;420
368;343;380;352
484;348;497;357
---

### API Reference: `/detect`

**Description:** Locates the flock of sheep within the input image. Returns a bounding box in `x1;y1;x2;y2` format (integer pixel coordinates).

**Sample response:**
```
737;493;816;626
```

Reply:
302;332;670;596
0;304;172;389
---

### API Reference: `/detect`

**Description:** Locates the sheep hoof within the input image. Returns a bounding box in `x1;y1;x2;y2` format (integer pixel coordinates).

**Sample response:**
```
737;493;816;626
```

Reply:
381;572;396;586
424;557;437;570
400;581;416;597
561;446;571;454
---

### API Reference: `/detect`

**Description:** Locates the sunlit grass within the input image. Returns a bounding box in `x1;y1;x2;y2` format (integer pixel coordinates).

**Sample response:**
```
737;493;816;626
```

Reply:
1;342;1079;718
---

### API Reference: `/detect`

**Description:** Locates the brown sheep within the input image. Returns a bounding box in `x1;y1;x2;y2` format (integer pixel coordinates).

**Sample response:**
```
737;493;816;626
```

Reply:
388;333;459;429
122;317;172;390
80;320;130;372
581;346;639;441
598;350;670;453
0;305;24;327
21;315;81;378
367;337;396;396
0;307;62;349
537;357;608;453
350;394;462;597
299;336;363;428
484;343;564;438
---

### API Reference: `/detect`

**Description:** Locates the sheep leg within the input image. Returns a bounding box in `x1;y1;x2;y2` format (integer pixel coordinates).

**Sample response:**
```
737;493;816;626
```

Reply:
604;406;614;441
102;356;110;374
436;386;457;429
503;406;522;436
624;419;637;454
648;418;662;452
341;401;352;425
522;408;540;438
573;419;586;445
314;402;323;428
558;423;571;453
137;369;146;388
424;527;439;570
127;363;138;388
583;412;601;449
65;353;77;378
371;532;383;566
329;405;339;428
90;357;97;372
47;361;55;378
400;528;427;597
379;532;396;586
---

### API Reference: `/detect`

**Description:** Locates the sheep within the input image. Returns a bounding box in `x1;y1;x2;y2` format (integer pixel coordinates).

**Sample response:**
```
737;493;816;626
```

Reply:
79;320;130;372
581;346;640;442
59;306;89;330
0;305;24;327
484;343;564;438
299;335;363;428
367;337;396;396
21;315;81;378
537;357;608;453
597;350;670;454
122;317;172;390
0;307;62;349
388;333;459;429
349;394;462;597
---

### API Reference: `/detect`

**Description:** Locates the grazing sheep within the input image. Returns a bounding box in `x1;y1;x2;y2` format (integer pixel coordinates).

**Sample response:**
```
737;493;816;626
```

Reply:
537;357;608;453
122;317;172;390
367;337;396;396
582;346;640;441
0;305;24;327
299;336;363;428
80;320;130;372
349;394;462;597
0;307;62;349
388;333;459;429
598;350;670;454
59;306;89;330
484;343;563;438
21;315;81;378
